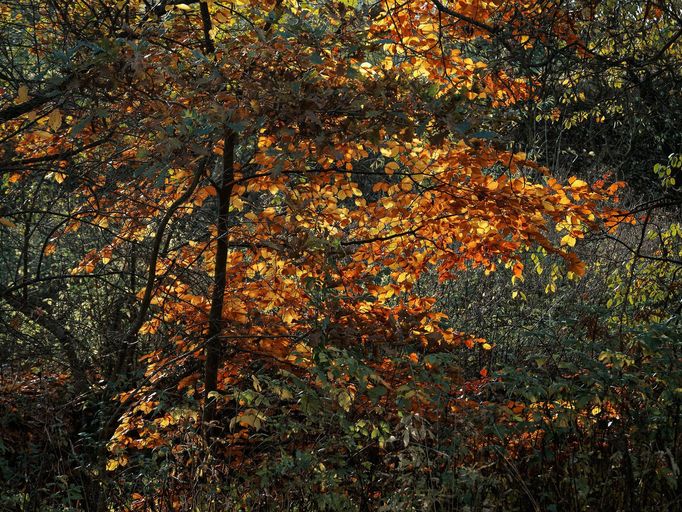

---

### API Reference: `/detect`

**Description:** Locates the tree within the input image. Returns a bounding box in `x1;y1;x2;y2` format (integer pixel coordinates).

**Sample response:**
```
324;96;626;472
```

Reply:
0;1;630;509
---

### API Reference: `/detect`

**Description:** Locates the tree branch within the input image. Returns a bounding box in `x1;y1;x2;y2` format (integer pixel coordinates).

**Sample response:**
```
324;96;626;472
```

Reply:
0;283;89;391
430;0;500;35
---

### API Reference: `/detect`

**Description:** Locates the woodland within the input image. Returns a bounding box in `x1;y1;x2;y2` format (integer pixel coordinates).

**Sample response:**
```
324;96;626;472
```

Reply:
0;0;681;510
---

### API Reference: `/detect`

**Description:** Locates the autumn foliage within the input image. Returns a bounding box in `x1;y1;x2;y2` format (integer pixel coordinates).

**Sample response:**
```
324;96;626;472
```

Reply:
1;0;680;511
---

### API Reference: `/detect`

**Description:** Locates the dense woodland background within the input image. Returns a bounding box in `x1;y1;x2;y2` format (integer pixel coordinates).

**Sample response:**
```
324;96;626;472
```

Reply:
0;0;681;510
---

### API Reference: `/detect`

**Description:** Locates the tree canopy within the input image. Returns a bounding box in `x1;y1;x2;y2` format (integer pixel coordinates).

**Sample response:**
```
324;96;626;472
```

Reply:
1;1;680;511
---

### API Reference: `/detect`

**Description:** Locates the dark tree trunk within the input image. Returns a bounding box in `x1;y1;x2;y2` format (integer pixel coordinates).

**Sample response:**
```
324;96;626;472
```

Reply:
203;129;236;427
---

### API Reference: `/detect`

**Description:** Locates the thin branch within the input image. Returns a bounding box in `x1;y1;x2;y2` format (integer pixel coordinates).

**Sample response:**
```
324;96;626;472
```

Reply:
121;158;206;346
430;0;500;35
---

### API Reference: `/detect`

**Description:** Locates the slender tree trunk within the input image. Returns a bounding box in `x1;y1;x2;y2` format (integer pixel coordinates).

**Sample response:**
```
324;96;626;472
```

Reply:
203;129;236;427
111;164;204;381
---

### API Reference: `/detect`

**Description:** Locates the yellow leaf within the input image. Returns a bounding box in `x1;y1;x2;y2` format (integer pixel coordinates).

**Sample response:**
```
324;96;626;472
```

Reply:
106;459;119;471
482;343;492;350
15;85;28;104
274;386;293;399
338;390;353;411
282;308;299;324
252;375;262;392
231;196;244;210
48;109;62;131
237;409;265;430
561;234;576;247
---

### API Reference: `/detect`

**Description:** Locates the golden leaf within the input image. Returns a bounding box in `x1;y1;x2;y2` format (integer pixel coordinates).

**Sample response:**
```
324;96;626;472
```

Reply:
561;234;576;247
237;409;266;430
15;85;28;104
48;109;62;131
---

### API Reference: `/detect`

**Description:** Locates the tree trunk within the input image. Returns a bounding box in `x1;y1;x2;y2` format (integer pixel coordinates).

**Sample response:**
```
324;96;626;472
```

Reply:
203;129;236;427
